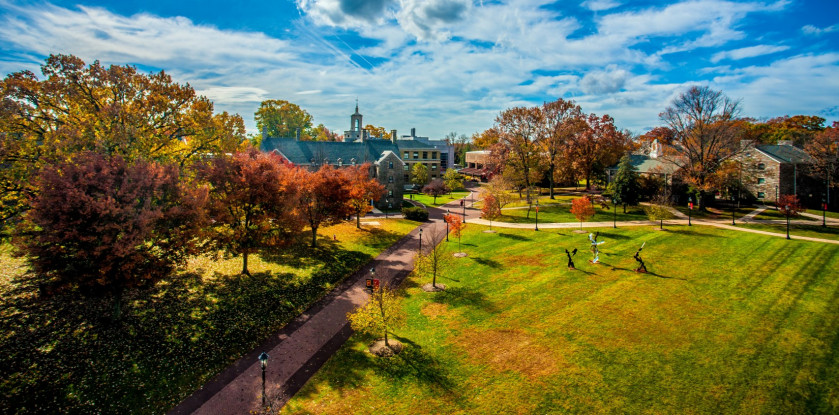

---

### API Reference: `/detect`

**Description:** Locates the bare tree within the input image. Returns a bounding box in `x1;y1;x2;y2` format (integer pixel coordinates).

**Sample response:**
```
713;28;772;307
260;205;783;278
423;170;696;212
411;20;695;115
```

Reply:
415;227;452;290
538;99;584;198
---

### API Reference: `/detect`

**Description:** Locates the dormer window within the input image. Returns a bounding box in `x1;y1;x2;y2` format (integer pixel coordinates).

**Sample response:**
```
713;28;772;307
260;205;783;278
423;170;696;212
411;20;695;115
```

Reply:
351;158;356;165
337;158;343;167
389;161;394;169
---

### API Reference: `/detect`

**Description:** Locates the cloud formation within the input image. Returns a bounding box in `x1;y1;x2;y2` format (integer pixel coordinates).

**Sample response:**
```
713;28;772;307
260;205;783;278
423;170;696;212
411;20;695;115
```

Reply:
710;44;790;62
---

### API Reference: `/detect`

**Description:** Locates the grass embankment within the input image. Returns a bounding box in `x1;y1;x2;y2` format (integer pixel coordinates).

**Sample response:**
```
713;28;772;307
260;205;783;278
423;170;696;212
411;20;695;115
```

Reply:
283;225;839;414
0;219;416;415
409;191;470;208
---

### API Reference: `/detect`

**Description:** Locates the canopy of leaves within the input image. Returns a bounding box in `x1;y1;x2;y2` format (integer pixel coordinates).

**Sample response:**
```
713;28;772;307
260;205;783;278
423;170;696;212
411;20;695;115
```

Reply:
423;179;450;203
481;193;502;224
199;148;302;274
570;197;595;223
570;113;631;189
411;162;430;187
608;154;641;208
493;106;544;202
443;168;464;192
744;115;826;146
14;152;207;308
363;124;388;139
299;165;355;246
539;98;584;195
255;99;313;139
347;284;407;348
778;194;804;217
804;122;839;185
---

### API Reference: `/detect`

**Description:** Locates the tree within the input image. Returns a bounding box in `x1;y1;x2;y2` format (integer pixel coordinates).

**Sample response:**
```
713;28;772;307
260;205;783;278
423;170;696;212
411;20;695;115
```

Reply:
481;193;501;230
481;175;515;210
472;128;500;150
411;163;430;187
538;98;584;198
659;86;743;209
746;115;825;146
422;179;450;204
363;124;388;139
570;113;630;190
299;165;354;247
0;54;245;233
570;197;595;229
445;213;466;255
442;168;464;194
494;106;544;217
804;122;839;207
778;194;804;216
445;131;472;165
311;124;340;141
255;99;313;139
15;152;207;321
347;283;406;351
200;148;302;275
645;192;673;230
415;228;452;289
608;154;641;213
343;163;385;229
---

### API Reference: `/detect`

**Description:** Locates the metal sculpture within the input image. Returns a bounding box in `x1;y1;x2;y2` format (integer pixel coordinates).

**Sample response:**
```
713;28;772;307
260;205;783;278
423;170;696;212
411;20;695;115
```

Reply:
633;242;647;273
589;232;605;264
564;248;578;270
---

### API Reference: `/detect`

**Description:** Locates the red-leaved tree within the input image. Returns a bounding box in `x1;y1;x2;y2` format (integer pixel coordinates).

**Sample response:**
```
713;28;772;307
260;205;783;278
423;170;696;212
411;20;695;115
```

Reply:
200;148;302;275
481;193;501;230
300;165;354;247
422;179;450;204
570;196;595;229
778;194;804;218
445;213;466;255
16;152;207;320
343;163;385;229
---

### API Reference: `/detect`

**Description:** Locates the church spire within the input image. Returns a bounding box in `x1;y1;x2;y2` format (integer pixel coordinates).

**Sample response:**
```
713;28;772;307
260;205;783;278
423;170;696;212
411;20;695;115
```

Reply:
355;98;359;114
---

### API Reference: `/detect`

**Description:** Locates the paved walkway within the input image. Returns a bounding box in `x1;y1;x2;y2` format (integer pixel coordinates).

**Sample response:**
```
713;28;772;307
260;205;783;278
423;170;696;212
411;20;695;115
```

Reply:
170;192;837;414
168;194;478;415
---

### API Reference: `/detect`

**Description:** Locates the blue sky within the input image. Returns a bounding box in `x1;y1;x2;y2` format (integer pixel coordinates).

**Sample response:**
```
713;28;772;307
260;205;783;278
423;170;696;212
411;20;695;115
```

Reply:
1;0;837;139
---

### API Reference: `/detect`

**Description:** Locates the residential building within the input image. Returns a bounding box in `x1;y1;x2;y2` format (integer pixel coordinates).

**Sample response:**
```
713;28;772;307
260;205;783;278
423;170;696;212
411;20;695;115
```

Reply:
738;140;817;204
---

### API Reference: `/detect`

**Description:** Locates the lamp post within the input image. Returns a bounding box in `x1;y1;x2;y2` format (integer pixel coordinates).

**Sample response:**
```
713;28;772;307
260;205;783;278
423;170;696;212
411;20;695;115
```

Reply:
462;197;466;223
258;352;269;407
419;227;423;254
445;209;450;242
785;205;791;240
731;194;736;225
823;195;827;228
612;196;617;229
535;199;539;231
385;198;390;219
687;196;693;226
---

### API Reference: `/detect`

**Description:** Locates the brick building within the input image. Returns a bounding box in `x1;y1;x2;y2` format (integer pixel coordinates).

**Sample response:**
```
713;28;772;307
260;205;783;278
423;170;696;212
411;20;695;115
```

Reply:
738;140;817;204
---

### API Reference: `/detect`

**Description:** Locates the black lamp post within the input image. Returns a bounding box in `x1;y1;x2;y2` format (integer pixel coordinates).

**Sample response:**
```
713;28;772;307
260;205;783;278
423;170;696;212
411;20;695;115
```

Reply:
445;209;450;241
462;197;466;223
385;198;390;219
785;205;791;240
731;194;736;225
535;199;539;231
687;196;693;226
823;195;827;227
258;352;269;407
612;197;617;229
419;227;423;253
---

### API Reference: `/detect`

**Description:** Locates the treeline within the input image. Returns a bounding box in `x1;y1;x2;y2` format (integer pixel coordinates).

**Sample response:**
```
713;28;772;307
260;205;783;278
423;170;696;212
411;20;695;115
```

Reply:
1;55;384;321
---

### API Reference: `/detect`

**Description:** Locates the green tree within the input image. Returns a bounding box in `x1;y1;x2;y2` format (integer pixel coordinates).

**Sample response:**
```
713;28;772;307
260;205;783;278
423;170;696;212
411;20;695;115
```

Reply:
255;99;313;139
412;163;430;188
442;168;464;194
347;283;407;351
608;154;641;213
645;192;674;230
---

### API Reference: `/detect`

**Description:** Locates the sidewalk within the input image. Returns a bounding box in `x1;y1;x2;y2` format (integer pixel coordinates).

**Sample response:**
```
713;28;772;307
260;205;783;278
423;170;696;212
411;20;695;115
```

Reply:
168;197;471;414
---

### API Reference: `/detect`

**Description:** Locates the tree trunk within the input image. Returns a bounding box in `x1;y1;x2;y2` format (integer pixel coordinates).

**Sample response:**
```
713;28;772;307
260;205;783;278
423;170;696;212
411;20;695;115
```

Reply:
311;226;319;247
242;252;250;275
549;165;555;199
356;209;361;229
623;203;626;213
660;218;663;230
112;287;124;323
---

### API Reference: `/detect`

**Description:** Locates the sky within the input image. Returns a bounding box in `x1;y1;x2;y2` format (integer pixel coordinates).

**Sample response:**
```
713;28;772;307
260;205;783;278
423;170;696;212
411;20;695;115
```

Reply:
0;0;838;139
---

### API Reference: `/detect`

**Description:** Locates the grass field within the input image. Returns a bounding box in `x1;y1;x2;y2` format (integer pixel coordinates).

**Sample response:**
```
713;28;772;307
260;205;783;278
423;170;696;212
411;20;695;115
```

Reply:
738;223;839;241
496;203;649;224
282;225;839;414
409;191;470;208
0;219;417;414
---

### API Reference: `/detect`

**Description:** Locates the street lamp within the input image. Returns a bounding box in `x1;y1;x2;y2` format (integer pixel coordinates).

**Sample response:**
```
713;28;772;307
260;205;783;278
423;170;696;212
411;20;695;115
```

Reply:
445;209;450;242
687;196;693;226
419;227;423;253
258;352;269;407
535;199;539;231
612;196;617;229
731;194;736;225
385;198;389;219
823;195;827;228
462;197;466;223
785;205;791;240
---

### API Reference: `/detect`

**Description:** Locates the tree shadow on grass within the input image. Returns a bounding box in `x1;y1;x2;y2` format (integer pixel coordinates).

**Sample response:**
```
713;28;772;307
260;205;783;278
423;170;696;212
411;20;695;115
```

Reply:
498;233;531;241
667;228;723;238
595;231;631;240
470;257;502;269
434;286;498;314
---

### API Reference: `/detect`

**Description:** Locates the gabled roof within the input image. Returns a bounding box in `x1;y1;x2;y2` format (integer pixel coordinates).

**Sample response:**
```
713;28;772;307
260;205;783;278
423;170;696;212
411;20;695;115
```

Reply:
260;137;400;165
755;145;814;164
610;154;678;175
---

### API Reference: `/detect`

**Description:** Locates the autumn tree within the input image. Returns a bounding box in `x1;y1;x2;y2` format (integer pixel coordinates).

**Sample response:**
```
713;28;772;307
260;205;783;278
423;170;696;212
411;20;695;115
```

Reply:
472;128;500;150
0;54;245;232
645;192;673;230
363;124;388;139
442;168;464;194
415;228;452;290
607;154;641;212
422;179;450;204
659;86;743;209
298;165;355;247
778;194;804;216
255;99;313;139
445;131;472;165
569;113;630;190
494;106;544;216
538;98;584;198
15;152;207;321
481;175;515;210
311;124;340;141
480;193;502;230
200;148;302;275
746;115;825;146
411;163;430;187
347;283;407;353
445;213;466;256
343;163;385;229
570;197;595;229
804;122;839;207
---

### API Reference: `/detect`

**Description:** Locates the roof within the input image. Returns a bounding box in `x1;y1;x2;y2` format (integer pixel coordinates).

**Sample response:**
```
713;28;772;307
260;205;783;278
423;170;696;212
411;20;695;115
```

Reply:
755;145;815;164
260;137;400;165
394;139;437;150
609;154;678;175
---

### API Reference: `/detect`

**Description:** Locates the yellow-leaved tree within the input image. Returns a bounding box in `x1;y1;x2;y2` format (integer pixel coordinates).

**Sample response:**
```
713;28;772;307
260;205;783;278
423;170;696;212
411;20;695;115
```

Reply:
347;283;407;355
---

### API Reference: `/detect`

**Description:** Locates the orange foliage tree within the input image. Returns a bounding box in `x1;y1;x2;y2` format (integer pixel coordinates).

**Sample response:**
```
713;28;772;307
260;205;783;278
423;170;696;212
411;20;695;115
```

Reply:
570;196;595;229
445;213;466;255
778;194;804;217
481;193;501;230
299;165;355;247
343;163;386;229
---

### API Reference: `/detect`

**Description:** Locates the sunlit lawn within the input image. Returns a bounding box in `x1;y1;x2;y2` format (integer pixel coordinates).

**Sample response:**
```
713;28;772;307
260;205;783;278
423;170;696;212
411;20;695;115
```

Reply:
496;203;648;224
283;224;839;414
410;191;470;207
0;219;416;415
674;205;758;219
738;222;839;241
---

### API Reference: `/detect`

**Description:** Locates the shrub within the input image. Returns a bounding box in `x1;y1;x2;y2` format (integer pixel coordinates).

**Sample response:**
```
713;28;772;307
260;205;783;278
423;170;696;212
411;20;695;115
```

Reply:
402;207;429;221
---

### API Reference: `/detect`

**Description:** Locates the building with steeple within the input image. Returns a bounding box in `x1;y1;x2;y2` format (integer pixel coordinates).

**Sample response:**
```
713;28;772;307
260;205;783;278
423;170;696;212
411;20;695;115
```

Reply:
344;101;370;142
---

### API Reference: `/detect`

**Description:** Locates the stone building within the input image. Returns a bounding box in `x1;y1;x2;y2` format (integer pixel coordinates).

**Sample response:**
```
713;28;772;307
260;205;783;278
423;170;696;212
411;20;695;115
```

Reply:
738;140;817;204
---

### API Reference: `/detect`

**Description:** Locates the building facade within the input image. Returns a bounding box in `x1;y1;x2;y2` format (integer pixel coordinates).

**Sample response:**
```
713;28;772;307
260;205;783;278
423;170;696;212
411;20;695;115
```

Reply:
738;140;816;204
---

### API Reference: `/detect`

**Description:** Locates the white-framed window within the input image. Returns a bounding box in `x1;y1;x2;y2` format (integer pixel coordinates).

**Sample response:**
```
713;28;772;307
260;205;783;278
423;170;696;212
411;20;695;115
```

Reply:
388;176;393;183
758;178;765;184
389;161;393;169
758;163;765;170
432;164;437;170
758;192;765;198
388;189;393;197
351;158;356;165
337;158;343;167
413;152;419;159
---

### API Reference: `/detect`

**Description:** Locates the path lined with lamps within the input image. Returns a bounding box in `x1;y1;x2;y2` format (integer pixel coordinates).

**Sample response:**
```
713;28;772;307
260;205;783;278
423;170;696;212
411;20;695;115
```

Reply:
168;190;480;415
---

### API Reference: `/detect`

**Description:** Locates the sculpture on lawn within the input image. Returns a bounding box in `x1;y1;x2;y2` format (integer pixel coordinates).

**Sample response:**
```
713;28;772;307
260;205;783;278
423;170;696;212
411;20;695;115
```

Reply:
589;232;605;264
633;242;647;273
564;248;578;270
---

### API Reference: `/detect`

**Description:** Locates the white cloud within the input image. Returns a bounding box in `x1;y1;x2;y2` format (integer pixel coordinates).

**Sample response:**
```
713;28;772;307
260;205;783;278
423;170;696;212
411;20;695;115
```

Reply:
199;87;269;103
581;0;621;11
802;24;839;36
580;65;630;94
710;44;790;62
296;0;396;27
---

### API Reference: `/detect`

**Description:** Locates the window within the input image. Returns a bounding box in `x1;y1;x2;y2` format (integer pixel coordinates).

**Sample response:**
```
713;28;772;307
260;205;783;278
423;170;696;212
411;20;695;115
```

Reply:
351;158;356;165
413;152;419;159
388;176;393;183
432;164;437;170
337;158;342;167
758;192;765;198
388;189;393;197
758;163;765;170
758;178;765;184
404;164;410;171
403;152;409;160
432;152;437;159
423;151;428;159
389;161;393;169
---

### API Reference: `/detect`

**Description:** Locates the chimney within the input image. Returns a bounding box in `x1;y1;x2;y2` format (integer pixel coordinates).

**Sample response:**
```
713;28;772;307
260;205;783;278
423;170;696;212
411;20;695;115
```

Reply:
410;127;416;138
391;129;397;143
360;128;366;142
295;128;301;141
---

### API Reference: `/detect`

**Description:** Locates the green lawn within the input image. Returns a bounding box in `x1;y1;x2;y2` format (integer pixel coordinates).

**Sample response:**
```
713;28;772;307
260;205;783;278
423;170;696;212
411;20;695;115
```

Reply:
282;225;839;414
806;209;839;219
495;203;649;224
738;223;839;241
409;191;470;207
0;219;417;415
674;205;758;219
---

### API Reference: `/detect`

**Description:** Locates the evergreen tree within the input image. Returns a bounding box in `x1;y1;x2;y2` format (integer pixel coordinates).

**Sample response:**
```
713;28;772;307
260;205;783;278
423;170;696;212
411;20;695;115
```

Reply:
608;154;641;213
